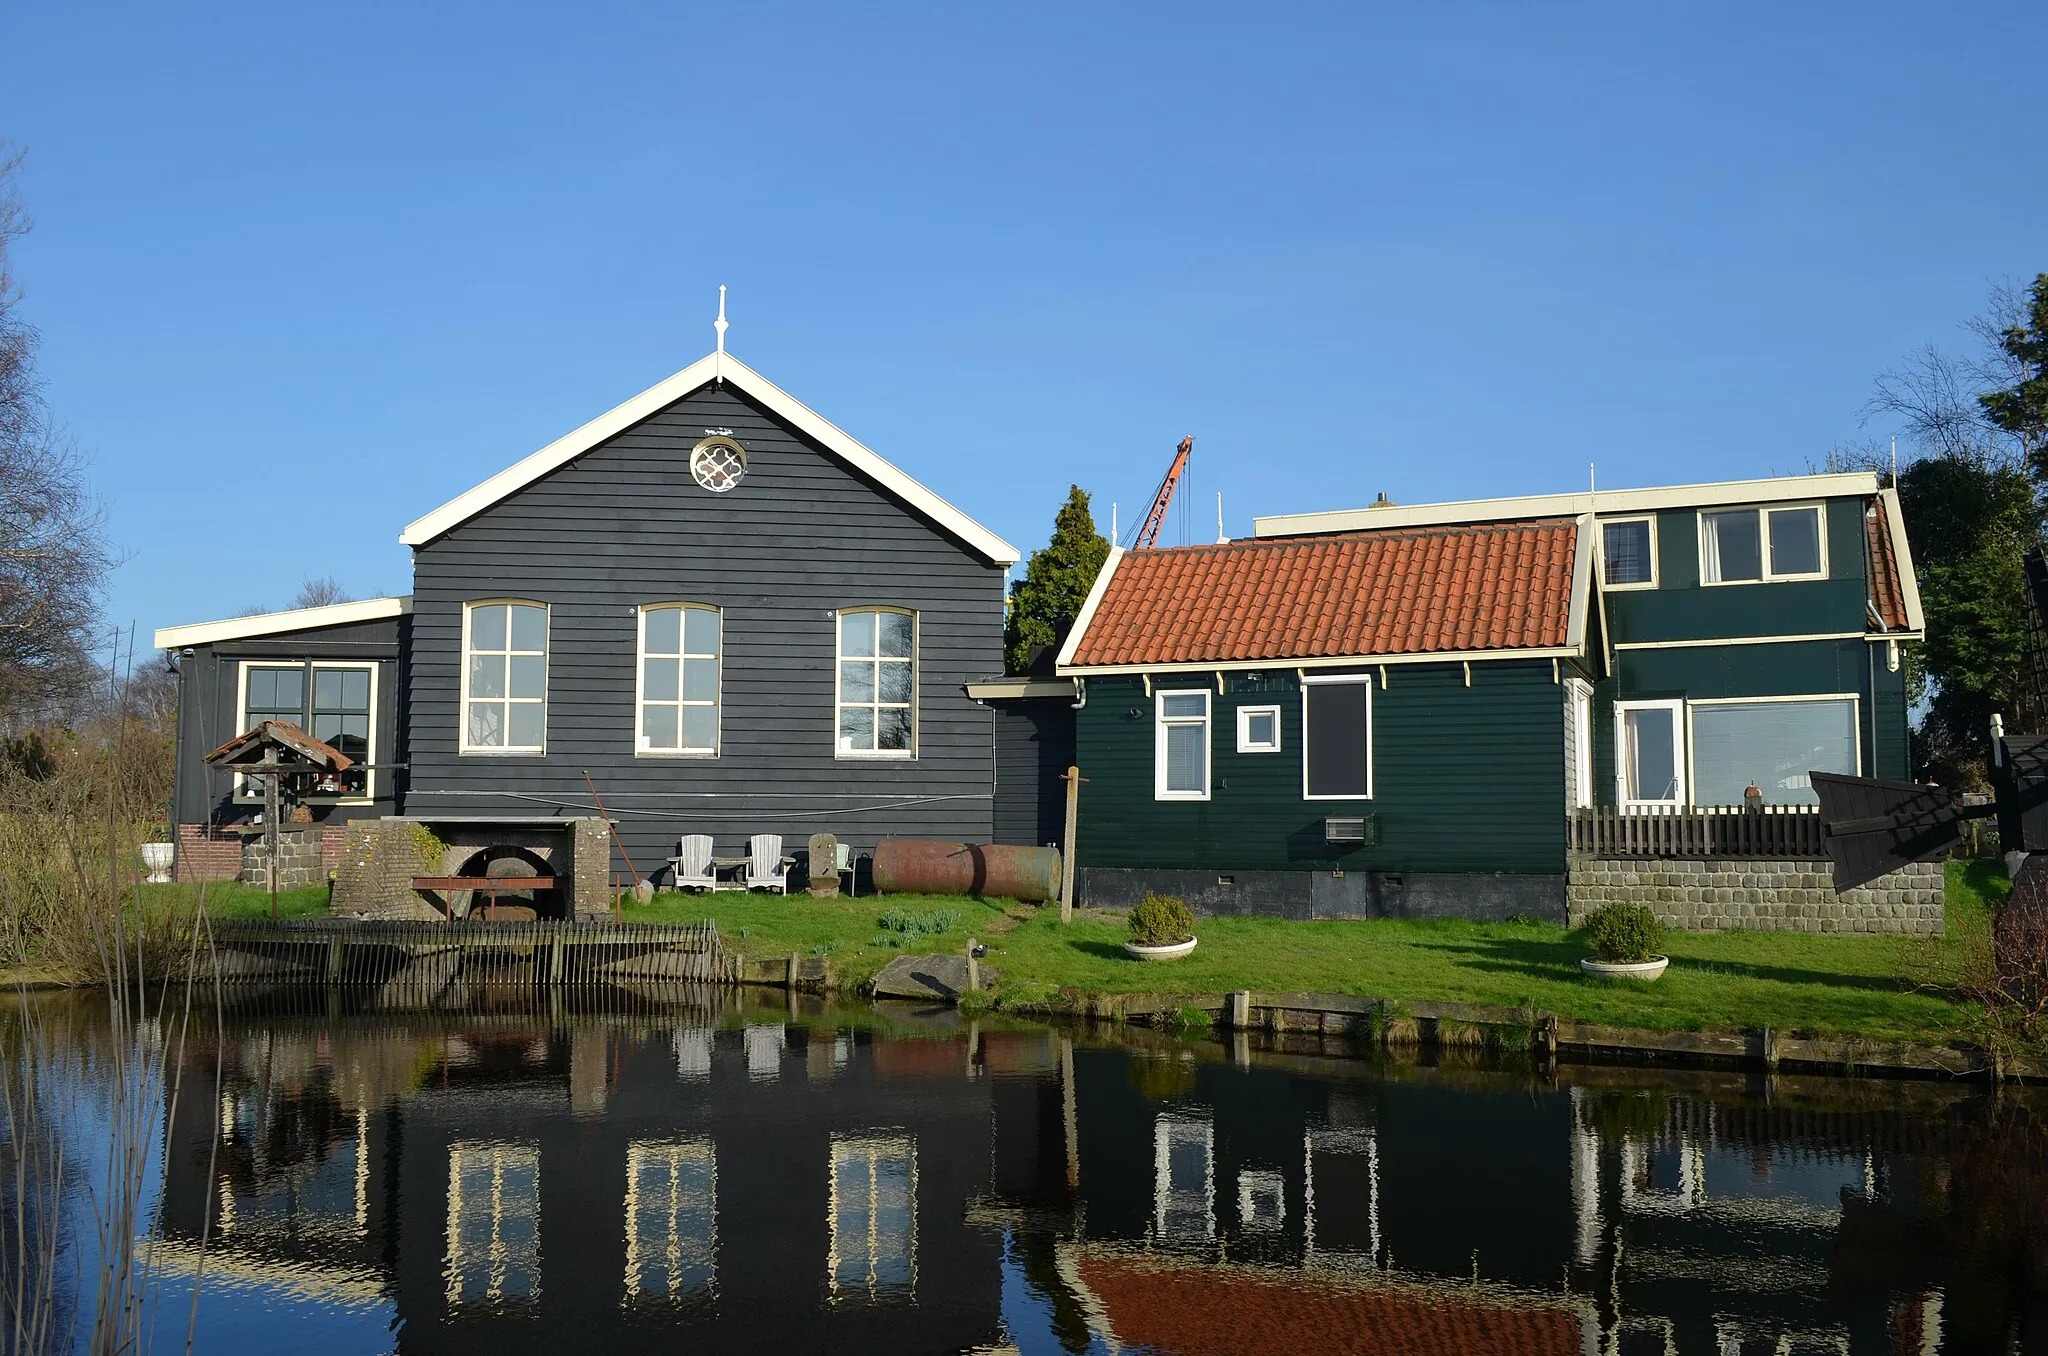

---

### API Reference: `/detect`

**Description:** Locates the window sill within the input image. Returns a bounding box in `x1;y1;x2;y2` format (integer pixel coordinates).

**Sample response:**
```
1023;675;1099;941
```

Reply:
1303;793;1374;803
636;749;719;759
458;748;548;757
1601;580;1658;592
1699;575;1826;587
1155;791;1211;802
835;751;918;762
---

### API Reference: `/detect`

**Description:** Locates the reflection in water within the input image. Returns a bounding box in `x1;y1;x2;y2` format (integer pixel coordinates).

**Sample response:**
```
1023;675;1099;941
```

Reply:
11;989;2048;1354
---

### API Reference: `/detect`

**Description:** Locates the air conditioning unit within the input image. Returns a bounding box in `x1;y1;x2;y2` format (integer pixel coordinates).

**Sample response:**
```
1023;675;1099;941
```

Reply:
1324;816;1377;846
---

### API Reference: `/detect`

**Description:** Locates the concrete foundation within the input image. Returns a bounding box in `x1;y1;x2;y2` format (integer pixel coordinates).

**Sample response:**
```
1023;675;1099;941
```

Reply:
1077;867;1566;922
1565;856;1944;935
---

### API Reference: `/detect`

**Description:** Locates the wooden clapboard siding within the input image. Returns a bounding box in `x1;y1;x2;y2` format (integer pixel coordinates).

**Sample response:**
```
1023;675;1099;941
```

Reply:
172;616;406;829
1075;660;1569;875
406;381;1005;873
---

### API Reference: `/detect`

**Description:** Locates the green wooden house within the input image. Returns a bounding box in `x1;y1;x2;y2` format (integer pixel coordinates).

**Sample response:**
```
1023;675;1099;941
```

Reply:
1053;472;1920;920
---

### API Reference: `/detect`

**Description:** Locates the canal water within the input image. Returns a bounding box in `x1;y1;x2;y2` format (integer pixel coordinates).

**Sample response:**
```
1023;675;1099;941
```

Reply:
8;987;2046;1354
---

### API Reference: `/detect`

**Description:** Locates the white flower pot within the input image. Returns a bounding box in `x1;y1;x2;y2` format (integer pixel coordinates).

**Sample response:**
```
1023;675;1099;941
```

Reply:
1580;955;1669;981
141;842;174;884
1125;937;1197;962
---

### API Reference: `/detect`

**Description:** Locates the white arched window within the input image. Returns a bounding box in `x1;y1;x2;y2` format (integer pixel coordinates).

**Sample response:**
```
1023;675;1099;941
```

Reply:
638;604;721;755
835;609;915;757
461;601;548;753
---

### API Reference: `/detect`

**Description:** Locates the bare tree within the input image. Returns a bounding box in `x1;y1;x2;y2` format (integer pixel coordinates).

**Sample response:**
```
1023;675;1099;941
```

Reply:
291;575;352;610
1865;278;2039;469
0;147;110;719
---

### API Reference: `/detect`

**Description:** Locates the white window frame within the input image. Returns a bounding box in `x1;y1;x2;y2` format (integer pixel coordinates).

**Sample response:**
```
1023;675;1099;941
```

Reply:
233;659;379;804
1684;692;1861;804
635;603;721;757
459;599;550;755
1236;703;1283;753
1300;674;1374;802
1566;677;1594;810
1597;515;1658;591
1154;688;1212;801
1697;503;1827;586
834;607;917;760
1614;698;1686;808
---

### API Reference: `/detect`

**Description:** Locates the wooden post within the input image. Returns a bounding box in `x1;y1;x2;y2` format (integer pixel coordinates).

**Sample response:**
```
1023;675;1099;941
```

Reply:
1060;1034;1079;1190
966;939;980;993
263;770;280;920
1059;765;1086;924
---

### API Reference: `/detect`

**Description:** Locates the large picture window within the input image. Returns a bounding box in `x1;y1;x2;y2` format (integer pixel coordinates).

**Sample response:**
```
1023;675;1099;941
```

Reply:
1690;696;1858;805
1301;677;1372;800
462;602;548;753
236;661;375;800
638;605;720;754
836;609;915;757
1154;690;1211;800
1700;505;1825;584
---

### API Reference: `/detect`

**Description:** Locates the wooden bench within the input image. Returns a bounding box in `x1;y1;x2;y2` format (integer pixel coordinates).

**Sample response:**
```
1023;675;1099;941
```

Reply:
410;875;557;920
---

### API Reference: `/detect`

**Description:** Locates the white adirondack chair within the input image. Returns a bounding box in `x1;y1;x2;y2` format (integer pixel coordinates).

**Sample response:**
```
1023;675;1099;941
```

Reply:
669;834;716;892
745;834;789;893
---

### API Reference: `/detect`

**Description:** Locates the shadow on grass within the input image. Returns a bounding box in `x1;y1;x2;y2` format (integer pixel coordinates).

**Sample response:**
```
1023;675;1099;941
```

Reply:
1070;940;1132;962
1418;935;1909;994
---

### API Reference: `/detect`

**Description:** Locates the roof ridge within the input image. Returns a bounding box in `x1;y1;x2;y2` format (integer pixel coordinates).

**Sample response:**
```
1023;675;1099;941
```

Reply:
1128;517;1578;557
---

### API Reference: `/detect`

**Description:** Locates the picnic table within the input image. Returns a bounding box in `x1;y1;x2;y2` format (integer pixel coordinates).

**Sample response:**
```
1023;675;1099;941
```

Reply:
708;855;796;891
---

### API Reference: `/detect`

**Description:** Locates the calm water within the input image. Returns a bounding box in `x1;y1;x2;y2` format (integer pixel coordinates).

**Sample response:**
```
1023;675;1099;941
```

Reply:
13;987;2048;1355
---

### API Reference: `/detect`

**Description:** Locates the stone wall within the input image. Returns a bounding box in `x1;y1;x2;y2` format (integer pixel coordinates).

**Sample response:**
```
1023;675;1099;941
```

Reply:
1566;856;1944;935
239;828;343;891
330;818;614;919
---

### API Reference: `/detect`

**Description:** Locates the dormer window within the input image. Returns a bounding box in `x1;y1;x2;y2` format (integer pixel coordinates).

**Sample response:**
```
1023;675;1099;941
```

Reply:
1700;504;1825;584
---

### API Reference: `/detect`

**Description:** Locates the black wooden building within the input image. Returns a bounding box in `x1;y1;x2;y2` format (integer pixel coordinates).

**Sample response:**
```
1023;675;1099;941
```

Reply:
156;349;1050;883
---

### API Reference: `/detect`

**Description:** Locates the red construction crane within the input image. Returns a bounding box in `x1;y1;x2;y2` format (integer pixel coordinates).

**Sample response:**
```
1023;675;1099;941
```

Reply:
1133;436;1194;549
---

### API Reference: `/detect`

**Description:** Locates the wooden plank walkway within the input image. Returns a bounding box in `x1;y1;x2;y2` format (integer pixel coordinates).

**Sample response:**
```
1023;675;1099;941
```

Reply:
208;920;734;1000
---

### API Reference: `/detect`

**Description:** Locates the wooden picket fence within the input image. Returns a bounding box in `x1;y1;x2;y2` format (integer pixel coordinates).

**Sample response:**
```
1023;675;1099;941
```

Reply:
1569;805;1826;858
208;919;733;998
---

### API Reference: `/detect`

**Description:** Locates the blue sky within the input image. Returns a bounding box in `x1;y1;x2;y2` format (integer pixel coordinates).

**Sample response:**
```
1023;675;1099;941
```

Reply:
4;3;2043;638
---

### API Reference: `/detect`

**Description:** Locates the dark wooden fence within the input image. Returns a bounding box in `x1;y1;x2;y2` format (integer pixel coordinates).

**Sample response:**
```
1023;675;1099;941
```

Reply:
1569;805;1826;858
208;920;732;998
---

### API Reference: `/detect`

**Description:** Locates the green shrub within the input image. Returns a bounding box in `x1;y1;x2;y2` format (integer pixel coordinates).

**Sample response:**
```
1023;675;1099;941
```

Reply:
1128;893;1196;946
1584;902;1664;963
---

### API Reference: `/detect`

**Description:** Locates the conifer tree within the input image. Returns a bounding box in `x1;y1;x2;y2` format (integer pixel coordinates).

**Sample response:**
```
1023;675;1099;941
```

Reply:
1004;486;1110;675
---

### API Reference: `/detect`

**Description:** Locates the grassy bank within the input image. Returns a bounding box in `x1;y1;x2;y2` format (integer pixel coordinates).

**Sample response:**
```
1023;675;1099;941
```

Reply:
625;859;2014;1046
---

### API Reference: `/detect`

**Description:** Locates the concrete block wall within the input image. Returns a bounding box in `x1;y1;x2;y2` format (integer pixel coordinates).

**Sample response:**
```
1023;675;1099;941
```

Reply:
330;818;615;919
1566;857;1944;935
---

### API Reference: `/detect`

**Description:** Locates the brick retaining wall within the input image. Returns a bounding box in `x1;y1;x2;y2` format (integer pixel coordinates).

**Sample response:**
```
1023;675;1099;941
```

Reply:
174;825;242;883
1566;857;1944;935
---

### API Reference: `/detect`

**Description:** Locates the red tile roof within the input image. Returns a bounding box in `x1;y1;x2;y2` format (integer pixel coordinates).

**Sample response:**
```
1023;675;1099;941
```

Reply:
1066;519;1582;669
1865;496;1911;632
1075;1254;1582;1356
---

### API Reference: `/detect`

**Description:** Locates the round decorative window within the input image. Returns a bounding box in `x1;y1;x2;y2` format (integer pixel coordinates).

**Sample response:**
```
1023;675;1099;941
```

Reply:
689;436;748;493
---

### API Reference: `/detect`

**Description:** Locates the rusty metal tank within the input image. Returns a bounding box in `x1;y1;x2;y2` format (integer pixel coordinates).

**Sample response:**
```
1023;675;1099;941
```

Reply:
870;839;1061;902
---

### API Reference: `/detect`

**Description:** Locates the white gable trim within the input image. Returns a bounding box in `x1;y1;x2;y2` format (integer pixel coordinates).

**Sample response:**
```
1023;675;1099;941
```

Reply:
1053;545;1125;671
397;351;1019;563
1878;487;1925;632
154;597;412;650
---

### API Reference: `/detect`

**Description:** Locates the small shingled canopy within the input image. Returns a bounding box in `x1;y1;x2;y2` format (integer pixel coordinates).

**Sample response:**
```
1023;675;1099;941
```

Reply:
202;721;353;911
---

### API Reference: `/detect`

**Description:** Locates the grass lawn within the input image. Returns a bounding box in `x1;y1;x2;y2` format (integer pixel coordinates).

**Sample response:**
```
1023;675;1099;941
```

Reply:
623;858;2016;1045
142;880;334;921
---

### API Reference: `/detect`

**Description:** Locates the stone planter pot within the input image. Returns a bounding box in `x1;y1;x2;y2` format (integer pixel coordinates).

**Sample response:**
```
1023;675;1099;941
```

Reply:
1580;955;1669;981
1124;937;1198;962
140;842;174;884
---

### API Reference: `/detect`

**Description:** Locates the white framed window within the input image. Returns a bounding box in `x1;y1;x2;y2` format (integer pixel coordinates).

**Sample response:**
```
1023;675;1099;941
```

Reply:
1155;689;1211;800
1301;675;1372;800
1236;704;1282;753
1565;677;1593;809
1687;694;1859;806
836;609;916;758
1699;504;1826;585
234;660;377;802
1615;699;1685;807
637;604;720;755
461;601;549;753
1599;516;1657;589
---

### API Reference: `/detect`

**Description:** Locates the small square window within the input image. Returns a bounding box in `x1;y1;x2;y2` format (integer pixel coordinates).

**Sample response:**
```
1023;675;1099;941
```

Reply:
1237;705;1282;753
1600;518;1655;588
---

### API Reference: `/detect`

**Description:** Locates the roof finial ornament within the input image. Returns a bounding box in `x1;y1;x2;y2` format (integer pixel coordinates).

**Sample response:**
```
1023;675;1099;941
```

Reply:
713;284;729;383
